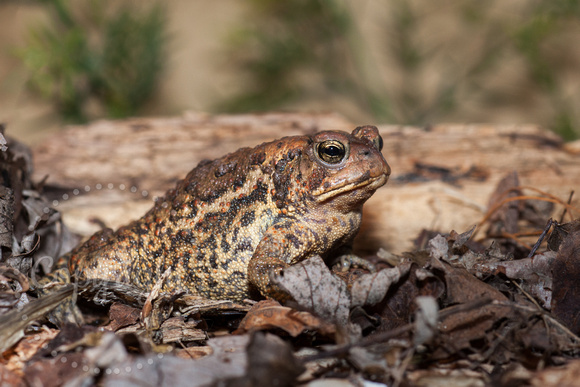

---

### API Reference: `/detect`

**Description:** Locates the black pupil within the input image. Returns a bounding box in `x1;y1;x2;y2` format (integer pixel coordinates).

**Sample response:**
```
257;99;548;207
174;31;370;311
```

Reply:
325;145;341;156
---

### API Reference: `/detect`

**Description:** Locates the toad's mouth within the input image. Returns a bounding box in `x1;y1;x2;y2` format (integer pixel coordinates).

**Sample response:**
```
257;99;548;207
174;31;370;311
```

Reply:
312;174;389;203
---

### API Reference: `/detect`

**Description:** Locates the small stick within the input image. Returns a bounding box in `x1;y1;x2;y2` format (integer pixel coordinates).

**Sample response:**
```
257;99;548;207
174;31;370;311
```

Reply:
300;297;493;363
559;190;575;223
527;218;554;258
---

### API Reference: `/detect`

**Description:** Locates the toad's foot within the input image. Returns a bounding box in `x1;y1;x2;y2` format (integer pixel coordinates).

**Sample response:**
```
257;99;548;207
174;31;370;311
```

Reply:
332;254;376;273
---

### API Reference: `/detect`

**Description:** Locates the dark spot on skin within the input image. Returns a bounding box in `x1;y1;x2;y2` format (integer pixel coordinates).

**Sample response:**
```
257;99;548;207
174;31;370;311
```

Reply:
186;202;198;218
221;238;230;253
307;167;327;192
275;159;287;173
135;224;150;236
208;278;219;288
311;230;319;241
198;187;228;204
234;237;253;253
208;252;218;269
260;164;274;175
195;211;223;232
225;271;246;298
181;249;191;261
250;151;266;165
200;234;217;251
215;161;237;178
195;183;267;232
323;181;331;189
182;266;197;284
273;155;299;206
277;142;283;148
185;180;198;193
233;176;246;189
171;229;196;248
198;257;211;274
287;148;301;160
273;221;291;231
240;210;255;227
240;182;268;205
356;171;371;184
286;234;301;249
155;246;165;259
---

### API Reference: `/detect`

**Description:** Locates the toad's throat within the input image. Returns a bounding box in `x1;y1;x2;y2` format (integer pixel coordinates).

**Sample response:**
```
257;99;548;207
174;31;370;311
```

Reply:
312;174;388;202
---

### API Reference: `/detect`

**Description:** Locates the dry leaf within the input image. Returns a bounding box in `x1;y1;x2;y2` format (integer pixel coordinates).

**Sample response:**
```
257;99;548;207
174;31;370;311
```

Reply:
0;265;29;310
426;238;513;351
103;335;250;386
273;255;350;326
2;327;58;374
240;332;303;387
105;302;141;331
551;229;580;334
235;300;335;337
0;364;22;386
548;219;580;252
24;352;87;387
350;263;411;307
0;285;75;353
475;251;556;308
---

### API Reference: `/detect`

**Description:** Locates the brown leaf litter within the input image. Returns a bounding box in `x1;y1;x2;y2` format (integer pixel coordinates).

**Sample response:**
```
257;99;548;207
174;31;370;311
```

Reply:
1;128;580;386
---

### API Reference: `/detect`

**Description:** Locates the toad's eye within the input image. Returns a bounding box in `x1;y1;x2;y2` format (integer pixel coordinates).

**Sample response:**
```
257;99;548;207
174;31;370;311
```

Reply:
375;135;384;151
316;140;347;164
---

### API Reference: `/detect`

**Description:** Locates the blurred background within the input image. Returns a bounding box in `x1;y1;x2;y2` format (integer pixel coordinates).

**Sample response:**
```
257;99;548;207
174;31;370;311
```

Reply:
2;0;580;145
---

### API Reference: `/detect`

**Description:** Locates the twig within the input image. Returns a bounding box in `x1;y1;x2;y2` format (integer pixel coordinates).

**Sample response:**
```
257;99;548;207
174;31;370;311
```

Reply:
493;300;580;345
510;279;543;310
472;186;580;240
559;191;575;223
0;285;75;352
300;297;493;363
527;218;554;258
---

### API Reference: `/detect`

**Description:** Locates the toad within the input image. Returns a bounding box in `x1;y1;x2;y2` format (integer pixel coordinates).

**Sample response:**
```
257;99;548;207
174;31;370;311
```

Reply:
64;125;390;302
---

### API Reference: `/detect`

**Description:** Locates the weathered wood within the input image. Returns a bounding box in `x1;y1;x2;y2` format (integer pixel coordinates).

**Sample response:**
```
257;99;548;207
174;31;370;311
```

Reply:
32;112;580;253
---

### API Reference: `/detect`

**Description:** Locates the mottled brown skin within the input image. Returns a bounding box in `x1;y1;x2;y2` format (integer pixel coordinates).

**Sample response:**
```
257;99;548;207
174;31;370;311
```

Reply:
66;126;390;302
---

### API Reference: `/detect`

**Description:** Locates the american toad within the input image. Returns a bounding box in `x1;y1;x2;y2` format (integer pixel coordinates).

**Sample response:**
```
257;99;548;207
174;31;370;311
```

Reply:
65;125;390;301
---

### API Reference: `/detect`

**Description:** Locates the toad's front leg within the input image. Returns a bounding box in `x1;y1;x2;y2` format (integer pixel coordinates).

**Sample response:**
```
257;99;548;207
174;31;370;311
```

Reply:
247;220;319;301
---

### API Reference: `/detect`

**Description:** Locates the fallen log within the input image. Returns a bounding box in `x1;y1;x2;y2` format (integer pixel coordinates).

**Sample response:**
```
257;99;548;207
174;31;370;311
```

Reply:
31;112;580;253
